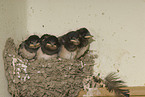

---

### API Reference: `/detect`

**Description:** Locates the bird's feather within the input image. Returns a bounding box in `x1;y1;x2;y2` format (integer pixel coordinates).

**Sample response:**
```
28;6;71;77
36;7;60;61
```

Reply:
104;72;130;97
58;45;77;59
37;34;60;60
18;42;36;60
37;48;57;60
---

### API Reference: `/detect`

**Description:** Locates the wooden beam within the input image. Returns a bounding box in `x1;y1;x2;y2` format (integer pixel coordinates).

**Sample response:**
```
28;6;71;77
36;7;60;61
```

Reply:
129;86;145;96
78;86;145;97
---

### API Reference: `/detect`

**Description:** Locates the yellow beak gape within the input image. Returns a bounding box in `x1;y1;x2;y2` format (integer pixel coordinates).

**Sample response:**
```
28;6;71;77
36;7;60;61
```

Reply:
71;40;76;43
46;43;51;46
29;43;40;48
85;35;93;38
53;45;57;48
70;40;79;43
36;43;40;47
71;39;80;45
29;44;35;47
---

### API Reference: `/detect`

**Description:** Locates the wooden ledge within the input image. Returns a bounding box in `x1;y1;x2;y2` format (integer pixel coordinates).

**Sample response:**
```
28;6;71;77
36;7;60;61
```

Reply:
78;86;145;97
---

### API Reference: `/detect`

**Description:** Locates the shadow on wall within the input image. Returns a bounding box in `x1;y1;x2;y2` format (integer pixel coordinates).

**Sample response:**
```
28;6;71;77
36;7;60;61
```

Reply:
0;0;27;96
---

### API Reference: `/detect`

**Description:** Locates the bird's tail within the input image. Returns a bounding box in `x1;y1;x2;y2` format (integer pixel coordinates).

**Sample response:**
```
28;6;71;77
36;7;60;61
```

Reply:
93;72;130;97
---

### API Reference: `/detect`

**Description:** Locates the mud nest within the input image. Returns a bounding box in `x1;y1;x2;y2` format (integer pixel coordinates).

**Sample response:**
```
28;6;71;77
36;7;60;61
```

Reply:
3;38;97;97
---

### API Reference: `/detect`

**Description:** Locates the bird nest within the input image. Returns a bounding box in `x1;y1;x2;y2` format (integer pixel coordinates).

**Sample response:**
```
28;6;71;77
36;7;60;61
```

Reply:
3;38;97;97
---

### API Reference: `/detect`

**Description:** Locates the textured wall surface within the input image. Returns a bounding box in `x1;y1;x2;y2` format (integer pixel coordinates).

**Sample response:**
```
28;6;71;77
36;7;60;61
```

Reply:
1;0;145;96
0;0;27;96
26;0;145;86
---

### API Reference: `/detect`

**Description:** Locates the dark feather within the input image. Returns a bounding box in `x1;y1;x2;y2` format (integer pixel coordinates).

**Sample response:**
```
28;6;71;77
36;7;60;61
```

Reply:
105;72;130;97
92;72;130;97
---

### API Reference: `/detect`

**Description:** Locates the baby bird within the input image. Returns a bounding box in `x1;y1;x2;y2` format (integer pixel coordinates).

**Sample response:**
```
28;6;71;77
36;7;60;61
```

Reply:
18;35;40;60
76;28;93;59
58;31;80;60
37;34;60;60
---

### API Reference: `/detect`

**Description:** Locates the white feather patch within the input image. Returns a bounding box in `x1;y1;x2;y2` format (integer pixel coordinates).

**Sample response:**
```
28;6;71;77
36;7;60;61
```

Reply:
59;45;77;60
37;48;57;60
19;44;36;60
76;45;89;58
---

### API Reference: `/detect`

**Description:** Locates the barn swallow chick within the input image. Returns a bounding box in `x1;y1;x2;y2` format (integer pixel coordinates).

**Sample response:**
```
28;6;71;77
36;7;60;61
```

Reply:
58;31;80;60
76;28;93;59
37;34;60;60
18;35;40;60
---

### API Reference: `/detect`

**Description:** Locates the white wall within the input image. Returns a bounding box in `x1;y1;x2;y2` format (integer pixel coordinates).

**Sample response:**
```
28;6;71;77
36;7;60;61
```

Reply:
27;0;145;86
0;0;27;96
1;0;145;96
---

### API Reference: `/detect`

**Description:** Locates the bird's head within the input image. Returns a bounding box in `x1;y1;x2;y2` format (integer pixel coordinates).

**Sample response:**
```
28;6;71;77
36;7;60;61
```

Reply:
77;28;93;39
65;31;80;45
41;34;60;50
25;35;40;49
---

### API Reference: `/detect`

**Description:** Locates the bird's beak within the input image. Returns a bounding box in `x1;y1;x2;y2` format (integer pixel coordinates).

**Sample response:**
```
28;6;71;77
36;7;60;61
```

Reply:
71;40;77;43
35;43;40;47
29;44;34;47
71;39;80;45
29;43;40;48
46;43;57;49
85;35;93;38
46;43;51;46
52;45;57;48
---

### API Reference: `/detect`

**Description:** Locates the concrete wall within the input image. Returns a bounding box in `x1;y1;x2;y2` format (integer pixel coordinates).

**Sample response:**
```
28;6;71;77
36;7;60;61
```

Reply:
0;0;27;96
1;0;145;96
27;0;145;86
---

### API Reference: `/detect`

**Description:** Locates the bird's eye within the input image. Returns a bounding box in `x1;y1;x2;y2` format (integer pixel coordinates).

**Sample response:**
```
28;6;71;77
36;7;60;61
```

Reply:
69;37;72;40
